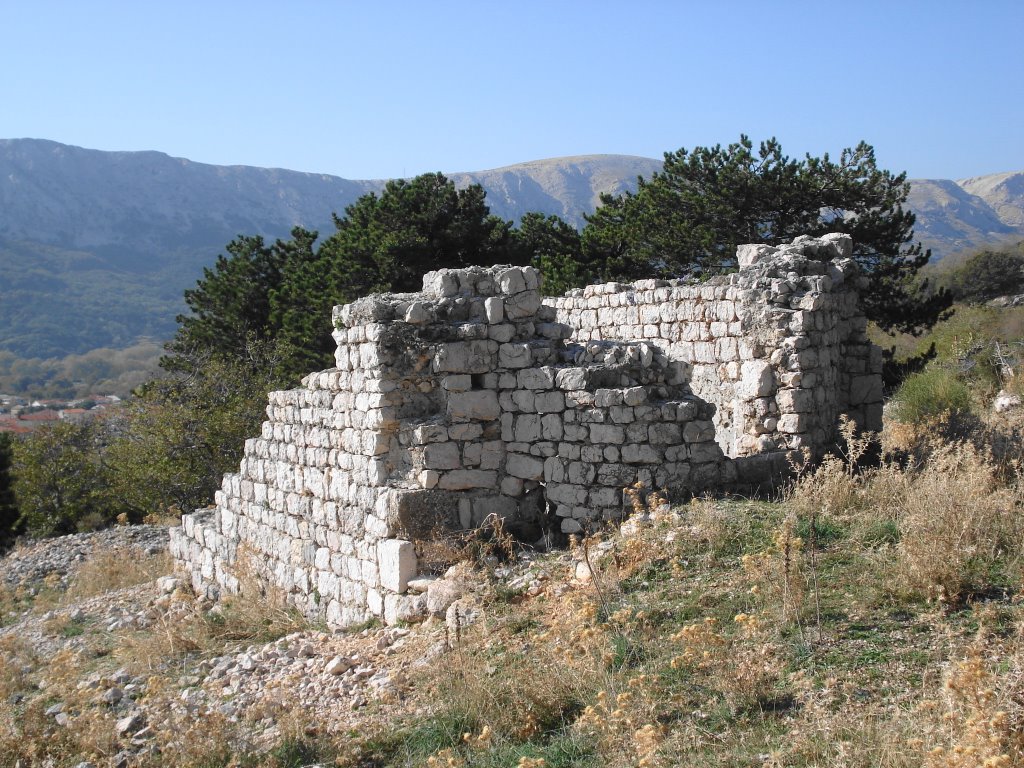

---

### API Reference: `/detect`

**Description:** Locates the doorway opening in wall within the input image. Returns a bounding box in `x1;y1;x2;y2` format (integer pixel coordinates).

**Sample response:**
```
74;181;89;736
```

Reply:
508;482;565;552
471;373;487;390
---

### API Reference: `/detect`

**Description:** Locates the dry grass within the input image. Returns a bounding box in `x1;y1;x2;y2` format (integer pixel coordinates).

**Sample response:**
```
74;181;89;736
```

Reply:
4;402;1024;766
789;418;1023;605
347;431;1024;767
63;548;171;603
115;568;307;676
898;443;1023;602
0;541;311;768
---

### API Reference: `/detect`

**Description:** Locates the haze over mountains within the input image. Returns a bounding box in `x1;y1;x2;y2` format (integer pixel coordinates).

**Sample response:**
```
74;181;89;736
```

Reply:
1;138;1022;359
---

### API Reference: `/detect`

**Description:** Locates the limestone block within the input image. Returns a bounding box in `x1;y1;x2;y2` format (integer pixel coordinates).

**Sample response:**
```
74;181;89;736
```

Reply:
497;268;527;294
367;588;384;616
506;291;542;319
417;470;440;489
597;463;636;486
426;579;465;617
479;441;505;470
384;593;427;625
737;243;779;269
738;360;775;399
523;266;541;290
534;391;566;413
501;475;525;497
777;413;808;434
422;270;460;297
536;322;571;340
488;324;515;342
561;518;584;534
541;414;563;441
776;388;814;413
514;414;541;442
378;539;417;593
499;343;531;368
447;391;500;421
509;389;536;412
547;483;587;506
433;341;495;374
689;441;723;463
683;420;716;443
621;443;661;464
438;470;498;490
595;389;624;407
820;232;853;259
506;453;545;481
567;461;597;484
622;387;647;406
555;367;588;390
462;442;481;466
484;297;504;323
447;423;484;440
590;424;626;444
849;374;883;405
473;494;518;523
609;406;635;424
423;442;461;470
442;374;473;392
648;423;683;444
517;368;555;390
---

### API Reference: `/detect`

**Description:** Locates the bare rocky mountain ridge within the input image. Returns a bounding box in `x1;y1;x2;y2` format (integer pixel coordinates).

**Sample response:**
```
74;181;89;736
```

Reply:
0;137;1021;358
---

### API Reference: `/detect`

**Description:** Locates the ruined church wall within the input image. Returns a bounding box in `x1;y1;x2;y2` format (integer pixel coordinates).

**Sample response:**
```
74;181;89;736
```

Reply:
544;233;884;464
171;234;884;630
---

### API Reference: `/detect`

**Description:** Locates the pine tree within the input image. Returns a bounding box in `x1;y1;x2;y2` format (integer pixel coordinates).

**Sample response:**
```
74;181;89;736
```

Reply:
0;433;20;549
582;136;952;335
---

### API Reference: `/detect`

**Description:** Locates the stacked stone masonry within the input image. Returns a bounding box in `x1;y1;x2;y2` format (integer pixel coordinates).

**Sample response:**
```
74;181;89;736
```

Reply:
171;233;883;629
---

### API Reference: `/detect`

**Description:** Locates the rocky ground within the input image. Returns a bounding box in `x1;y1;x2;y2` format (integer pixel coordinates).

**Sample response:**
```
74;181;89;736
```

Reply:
0;524;581;768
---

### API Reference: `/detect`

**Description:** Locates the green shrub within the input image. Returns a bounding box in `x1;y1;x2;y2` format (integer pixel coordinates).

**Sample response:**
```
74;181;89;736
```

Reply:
891;366;972;424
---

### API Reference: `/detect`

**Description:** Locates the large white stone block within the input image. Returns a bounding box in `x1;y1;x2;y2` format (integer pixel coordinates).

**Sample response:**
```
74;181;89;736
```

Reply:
738;360;775;399
377;539;417;593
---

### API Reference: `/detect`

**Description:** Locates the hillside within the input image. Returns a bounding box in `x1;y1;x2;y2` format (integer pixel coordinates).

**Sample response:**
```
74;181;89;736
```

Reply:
907;173;1024;257
1;138;1022;360
0;140;658;359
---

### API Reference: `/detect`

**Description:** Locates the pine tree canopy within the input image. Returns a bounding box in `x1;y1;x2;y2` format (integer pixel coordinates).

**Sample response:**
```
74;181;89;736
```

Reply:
580;135;952;335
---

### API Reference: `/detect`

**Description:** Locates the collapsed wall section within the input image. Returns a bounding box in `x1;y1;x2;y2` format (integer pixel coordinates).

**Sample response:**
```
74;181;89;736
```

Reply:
170;234;883;629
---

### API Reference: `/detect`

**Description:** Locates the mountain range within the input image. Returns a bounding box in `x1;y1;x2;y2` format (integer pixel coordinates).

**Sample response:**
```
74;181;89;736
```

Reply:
1;138;1021;359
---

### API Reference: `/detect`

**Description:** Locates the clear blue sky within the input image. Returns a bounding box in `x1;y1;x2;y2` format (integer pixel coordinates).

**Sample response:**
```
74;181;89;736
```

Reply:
2;0;1021;181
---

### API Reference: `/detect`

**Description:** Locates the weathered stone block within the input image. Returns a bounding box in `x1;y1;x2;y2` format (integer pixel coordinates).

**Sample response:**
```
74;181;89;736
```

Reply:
534;391;565;413
499;343;531;368
518;367;555;390
447;423;484;440
849;374;883;405
484;297;504;323
778;413;808;434
376;540;415;593
506;453;545;481
438;470;498;490
423;442;461;470
738;360;775;399
447;391;500;421
776;388;814;413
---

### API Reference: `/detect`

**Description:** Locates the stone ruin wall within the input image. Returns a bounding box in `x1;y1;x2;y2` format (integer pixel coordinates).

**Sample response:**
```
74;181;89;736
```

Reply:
170;233;883;629
547;233;884;465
